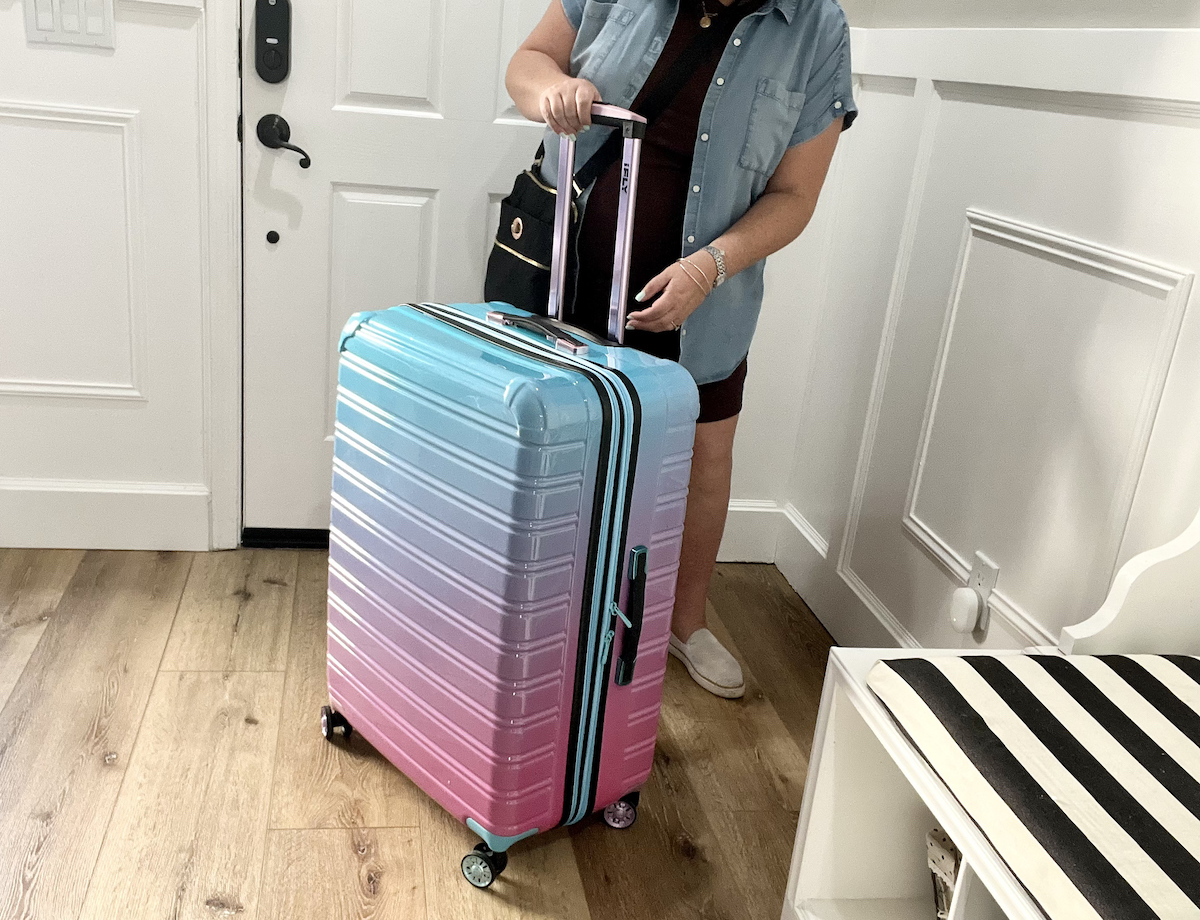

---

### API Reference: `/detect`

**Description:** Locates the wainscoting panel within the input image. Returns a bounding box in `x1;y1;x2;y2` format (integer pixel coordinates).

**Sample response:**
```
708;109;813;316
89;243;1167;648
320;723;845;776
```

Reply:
903;209;1191;645
783;74;925;555
773;29;1200;649
0;102;144;401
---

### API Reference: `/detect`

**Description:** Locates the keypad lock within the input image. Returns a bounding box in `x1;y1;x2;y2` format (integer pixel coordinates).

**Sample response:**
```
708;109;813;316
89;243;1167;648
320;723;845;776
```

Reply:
255;0;290;83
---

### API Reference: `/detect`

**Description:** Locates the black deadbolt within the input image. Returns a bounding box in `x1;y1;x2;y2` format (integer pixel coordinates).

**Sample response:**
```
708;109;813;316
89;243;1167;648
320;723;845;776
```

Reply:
266;231;280;244
257;114;312;168
255;0;290;83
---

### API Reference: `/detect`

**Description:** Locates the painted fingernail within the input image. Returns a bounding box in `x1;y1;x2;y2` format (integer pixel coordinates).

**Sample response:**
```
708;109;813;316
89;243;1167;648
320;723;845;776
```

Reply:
634;291;646;302
625;322;634;330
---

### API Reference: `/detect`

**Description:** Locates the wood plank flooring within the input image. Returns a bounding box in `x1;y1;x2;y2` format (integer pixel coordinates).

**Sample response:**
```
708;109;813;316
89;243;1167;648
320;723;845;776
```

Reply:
0;549;85;710
0;549;832;920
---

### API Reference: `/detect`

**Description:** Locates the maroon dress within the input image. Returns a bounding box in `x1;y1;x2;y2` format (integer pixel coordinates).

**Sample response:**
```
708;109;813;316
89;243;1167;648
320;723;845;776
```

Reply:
569;0;756;423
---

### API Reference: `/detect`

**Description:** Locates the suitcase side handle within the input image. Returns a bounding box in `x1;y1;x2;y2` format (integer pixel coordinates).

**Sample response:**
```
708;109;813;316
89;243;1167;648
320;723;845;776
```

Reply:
547;104;646;344
614;545;648;687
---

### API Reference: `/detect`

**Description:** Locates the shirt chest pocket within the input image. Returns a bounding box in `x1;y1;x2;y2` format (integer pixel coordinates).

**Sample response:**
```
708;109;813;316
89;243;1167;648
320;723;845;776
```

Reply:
573;2;636;74
739;77;805;176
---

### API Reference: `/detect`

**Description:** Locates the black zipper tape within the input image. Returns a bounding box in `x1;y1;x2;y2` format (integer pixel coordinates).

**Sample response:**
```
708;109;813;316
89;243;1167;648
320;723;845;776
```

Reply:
583;366;641;816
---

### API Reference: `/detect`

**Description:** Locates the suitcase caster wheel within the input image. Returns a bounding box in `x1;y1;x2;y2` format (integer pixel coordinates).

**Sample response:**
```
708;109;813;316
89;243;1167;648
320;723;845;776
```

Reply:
461;843;506;889
603;797;638;830
320;705;353;742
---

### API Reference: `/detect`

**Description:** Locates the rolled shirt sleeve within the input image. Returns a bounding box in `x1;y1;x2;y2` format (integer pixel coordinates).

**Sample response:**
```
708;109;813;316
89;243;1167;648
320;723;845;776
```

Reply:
790;17;857;148
559;0;585;30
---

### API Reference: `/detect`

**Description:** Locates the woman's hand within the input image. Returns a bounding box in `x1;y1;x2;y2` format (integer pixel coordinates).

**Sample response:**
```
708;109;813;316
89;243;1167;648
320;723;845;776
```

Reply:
539;77;602;136
625;256;717;333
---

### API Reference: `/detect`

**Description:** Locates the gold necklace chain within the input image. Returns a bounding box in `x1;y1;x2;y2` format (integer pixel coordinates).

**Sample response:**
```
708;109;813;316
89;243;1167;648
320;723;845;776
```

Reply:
699;0;717;28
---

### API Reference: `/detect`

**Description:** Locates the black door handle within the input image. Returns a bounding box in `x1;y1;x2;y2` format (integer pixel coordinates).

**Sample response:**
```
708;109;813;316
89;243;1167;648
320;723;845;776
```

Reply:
257;114;311;168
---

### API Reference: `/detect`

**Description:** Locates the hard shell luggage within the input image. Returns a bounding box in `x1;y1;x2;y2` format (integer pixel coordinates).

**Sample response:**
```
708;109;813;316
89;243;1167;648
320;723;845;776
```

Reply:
324;105;700;888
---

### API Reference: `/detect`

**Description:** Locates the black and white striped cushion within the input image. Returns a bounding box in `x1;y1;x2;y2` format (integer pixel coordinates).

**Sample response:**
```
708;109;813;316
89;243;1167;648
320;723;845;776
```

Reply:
868;655;1200;920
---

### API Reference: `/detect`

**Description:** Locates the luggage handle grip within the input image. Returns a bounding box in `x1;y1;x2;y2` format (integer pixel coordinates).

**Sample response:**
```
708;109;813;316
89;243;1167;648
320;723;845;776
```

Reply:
589;105;649;138
547;104;646;343
486;311;589;354
614;546;648;687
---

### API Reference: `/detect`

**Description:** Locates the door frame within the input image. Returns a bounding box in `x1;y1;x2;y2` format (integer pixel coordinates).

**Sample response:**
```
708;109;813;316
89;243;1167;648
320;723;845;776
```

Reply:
200;0;244;549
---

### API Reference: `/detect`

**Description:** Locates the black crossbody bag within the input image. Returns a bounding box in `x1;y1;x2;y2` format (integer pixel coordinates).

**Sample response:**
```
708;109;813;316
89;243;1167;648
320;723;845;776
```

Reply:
483;28;719;316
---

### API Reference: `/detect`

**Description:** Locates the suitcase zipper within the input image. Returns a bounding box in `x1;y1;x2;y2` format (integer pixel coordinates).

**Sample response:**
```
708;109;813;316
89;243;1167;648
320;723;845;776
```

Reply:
598;624;616;668
401;304;639;825
579;368;640;819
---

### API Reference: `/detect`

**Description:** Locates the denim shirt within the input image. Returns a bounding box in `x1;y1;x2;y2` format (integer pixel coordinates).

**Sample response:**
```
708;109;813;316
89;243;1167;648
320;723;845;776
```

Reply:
542;0;857;385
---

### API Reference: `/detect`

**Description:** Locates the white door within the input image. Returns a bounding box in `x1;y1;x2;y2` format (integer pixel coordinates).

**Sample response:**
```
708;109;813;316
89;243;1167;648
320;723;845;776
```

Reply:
0;2;218;550
241;0;545;530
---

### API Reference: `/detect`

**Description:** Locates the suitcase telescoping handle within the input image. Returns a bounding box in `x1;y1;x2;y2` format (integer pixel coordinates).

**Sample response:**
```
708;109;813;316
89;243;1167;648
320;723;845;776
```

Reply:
614;546;648;686
546;103;648;344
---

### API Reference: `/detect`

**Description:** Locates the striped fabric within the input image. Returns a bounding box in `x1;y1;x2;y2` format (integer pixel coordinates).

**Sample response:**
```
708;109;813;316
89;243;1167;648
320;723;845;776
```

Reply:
868;655;1200;920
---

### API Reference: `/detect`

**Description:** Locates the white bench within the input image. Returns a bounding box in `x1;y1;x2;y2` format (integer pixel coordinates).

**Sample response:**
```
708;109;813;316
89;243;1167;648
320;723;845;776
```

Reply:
783;502;1200;920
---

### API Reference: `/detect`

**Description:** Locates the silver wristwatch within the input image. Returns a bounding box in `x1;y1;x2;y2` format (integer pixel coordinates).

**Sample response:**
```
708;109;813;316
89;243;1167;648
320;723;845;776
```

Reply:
702;244;727;287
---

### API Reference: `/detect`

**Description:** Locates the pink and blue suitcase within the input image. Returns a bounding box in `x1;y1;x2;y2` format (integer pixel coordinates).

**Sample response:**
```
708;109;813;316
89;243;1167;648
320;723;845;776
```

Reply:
323;106;700;887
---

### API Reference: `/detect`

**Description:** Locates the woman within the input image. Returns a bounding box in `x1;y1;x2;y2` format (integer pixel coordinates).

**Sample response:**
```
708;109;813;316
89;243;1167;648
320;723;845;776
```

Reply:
506;0;856;699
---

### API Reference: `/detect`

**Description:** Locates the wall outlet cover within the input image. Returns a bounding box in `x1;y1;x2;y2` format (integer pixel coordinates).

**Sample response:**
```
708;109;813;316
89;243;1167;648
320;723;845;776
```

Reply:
968;551;1000;631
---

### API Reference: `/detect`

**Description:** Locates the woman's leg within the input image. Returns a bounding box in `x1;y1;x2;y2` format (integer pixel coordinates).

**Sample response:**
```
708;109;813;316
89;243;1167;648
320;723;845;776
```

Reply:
673;415;739;639
667;414;744;698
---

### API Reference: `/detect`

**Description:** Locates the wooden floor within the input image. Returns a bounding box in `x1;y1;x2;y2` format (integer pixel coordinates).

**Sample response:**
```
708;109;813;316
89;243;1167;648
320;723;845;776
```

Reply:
0;549;833;920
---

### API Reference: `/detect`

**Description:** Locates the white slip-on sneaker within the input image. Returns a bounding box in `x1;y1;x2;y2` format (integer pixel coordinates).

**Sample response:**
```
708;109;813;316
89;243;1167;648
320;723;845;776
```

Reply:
668;628;745;699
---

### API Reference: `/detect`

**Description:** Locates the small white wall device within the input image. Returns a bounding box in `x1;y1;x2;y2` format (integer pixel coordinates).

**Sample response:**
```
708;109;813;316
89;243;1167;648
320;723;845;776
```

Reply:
950;552;1000;634
25;0;114;48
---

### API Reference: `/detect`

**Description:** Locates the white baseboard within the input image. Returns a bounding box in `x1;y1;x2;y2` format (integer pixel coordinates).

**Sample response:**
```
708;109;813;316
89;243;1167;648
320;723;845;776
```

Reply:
718;500;783;563
726;502;891;646
0;478;210;550
718;499;833;564
781;502;830;559
836;564;922;649
774;506;917;649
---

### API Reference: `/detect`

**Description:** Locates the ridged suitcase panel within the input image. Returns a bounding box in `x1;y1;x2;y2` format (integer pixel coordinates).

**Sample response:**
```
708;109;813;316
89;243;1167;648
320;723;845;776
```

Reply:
330;307;603;837
328;302;697;845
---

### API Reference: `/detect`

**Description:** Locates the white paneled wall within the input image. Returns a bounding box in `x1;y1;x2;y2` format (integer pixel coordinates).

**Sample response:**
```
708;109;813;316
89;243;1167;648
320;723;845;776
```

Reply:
5;0;1197;604
728;28;1200;651
0;0;238;549
841;0;1200;29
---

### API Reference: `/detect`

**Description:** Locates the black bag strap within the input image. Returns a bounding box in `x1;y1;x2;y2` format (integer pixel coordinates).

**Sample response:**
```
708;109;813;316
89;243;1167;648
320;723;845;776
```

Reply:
532;25;722;194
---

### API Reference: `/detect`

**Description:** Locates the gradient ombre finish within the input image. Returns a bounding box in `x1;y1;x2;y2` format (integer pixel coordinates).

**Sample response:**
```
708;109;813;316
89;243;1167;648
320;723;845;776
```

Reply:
592;364;695;811
327;301;697;847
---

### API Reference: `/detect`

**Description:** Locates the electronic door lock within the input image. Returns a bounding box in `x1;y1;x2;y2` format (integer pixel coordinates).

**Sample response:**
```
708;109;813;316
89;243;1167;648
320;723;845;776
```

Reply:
255;0;290;83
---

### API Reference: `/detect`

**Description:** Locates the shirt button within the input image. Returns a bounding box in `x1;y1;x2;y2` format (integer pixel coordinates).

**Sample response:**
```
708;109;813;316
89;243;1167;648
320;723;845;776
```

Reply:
700;133;709;141
733;38;741;46
835;101;843;109
680;328;687;337
716;77;725;86
687;235;695;243
692;185;700;193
